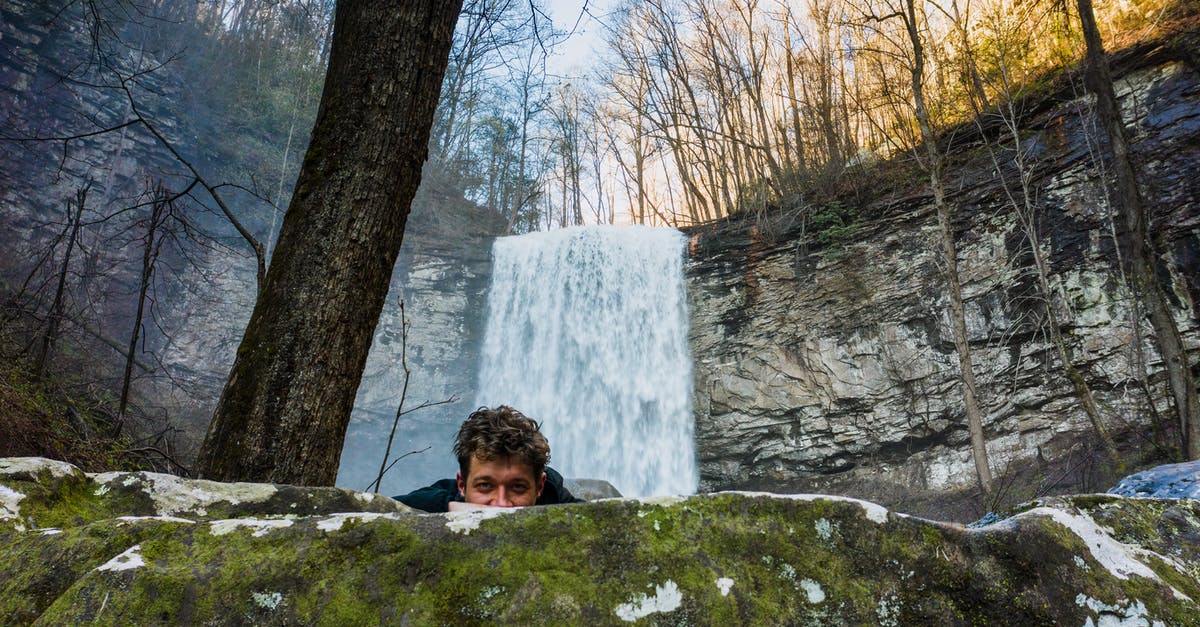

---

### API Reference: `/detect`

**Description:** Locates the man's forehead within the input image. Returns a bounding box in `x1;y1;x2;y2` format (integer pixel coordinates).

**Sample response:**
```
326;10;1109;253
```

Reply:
467;454;538;478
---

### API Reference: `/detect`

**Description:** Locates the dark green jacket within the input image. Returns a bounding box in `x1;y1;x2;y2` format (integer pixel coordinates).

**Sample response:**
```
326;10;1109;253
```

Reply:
394;467;583;513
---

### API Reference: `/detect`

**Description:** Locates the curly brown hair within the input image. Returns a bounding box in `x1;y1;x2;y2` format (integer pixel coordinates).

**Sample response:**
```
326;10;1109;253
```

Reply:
454;406;551;478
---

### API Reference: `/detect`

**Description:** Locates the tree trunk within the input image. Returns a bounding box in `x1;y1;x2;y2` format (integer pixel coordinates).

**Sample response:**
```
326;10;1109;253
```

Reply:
35;184;88;381
933;168;994;494
1077;0;1199;459
902;0;993;493
116;184;166;437
195;0;463;485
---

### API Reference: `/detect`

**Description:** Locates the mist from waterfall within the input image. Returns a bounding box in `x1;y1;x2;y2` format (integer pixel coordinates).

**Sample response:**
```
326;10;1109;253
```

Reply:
475;225;697;497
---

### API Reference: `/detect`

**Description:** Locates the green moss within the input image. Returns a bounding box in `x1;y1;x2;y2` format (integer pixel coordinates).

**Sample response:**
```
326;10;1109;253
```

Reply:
1068;494;1124;510
4;476;1200;625
17;481;110;531
1;517;187;623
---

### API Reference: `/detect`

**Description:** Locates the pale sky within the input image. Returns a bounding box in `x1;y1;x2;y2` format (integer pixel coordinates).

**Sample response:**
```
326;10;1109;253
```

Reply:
544;0;614;79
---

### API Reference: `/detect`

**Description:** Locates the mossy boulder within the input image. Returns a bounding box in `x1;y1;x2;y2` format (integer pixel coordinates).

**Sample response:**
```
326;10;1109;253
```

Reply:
2;458;1198;625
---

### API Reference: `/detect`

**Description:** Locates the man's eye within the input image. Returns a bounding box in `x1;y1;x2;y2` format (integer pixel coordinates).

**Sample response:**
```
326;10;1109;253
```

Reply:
475;483;491;491
510;484;529;493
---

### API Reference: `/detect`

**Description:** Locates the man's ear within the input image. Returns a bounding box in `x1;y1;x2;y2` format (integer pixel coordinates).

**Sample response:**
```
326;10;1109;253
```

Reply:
536;471;547;497
456;471;465;497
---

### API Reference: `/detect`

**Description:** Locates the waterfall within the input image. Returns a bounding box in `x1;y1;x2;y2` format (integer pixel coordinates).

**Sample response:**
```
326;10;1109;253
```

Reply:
475;225;697;497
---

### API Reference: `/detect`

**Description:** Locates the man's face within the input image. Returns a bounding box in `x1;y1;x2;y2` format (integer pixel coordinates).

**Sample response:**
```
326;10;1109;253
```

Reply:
457;454;546;507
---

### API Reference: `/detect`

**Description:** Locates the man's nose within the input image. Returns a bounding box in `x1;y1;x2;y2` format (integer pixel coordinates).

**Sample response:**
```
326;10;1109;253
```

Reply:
495;488;513;507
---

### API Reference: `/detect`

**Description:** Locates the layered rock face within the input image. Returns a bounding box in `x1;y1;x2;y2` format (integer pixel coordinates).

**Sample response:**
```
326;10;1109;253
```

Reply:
2;457;1198;624
686;52;1200;495
335;203;501;494
7;0;1199;505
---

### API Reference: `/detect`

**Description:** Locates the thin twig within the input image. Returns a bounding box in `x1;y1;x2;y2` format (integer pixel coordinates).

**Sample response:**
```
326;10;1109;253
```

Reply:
120;446;192;477
369;298;457;493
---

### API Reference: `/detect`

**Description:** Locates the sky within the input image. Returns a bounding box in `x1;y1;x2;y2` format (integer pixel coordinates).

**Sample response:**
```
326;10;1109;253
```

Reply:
544;0;614;79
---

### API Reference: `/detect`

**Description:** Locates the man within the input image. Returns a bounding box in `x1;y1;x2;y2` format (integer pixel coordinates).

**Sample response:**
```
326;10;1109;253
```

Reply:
395;406;583;512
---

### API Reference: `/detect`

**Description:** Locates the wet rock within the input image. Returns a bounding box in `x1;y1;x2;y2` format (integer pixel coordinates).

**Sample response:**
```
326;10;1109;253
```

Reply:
1109;460;1200;499
564;478;622;500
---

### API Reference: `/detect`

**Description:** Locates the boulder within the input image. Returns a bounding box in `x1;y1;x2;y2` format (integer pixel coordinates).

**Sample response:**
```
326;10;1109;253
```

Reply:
565;478;623;501
1109;460;1200;499
2;458;1198;624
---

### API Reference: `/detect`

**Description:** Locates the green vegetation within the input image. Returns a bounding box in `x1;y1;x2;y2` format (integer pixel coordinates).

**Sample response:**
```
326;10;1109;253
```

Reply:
2;462;1198;625
0;333;140;473
811;201;860;249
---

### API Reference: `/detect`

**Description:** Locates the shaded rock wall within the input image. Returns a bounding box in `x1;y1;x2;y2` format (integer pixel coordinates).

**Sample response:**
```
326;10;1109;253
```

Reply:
2;457;1198;625
0;0;503;491
686;53;1200;495
335;201;501;495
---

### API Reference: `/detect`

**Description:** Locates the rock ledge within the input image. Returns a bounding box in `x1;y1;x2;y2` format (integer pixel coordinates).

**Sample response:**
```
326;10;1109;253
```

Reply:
2;457;1198;625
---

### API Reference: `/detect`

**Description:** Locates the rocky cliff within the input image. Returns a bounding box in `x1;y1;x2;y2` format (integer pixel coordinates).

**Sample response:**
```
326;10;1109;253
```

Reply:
7;0;1199;508
685;41;1200;501
0;0;503;492
3;457;1198;625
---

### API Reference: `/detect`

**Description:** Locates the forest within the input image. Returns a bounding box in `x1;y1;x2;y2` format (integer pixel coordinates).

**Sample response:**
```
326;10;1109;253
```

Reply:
0;0;1196;500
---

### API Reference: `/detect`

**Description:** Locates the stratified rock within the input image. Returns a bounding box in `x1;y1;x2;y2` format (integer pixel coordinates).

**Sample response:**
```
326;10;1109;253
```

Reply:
685;44;1200;495
2;458;1198;625
1110;460;1200;499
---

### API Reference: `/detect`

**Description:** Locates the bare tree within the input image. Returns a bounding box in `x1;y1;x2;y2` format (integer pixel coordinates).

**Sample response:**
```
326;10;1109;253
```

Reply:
1075;0;1198;459
367;300;455;493
34;184;90;381
116;182;170;437
853;0;993;493
969;1;1120;462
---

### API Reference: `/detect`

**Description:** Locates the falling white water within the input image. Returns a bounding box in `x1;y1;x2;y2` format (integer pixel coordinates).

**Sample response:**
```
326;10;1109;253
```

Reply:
475;225;697;497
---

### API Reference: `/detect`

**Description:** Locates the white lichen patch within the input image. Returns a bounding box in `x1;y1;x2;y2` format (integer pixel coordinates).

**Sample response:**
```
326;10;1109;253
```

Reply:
41;528;62;535
0;485;26;522
209;518;294;537
1075;555;1091;571
316;512;401;532
1022;508;1160;581
96;544;146;572
815;518;835;541
1075;594;1165;627
632;495;687;507
614;580;683;622
479;585;505;601
715;577;734;597
876;593;901;627
443;507;513;535
800;579;825;604
779;563;797;582
91;471;279;516
354;491;376;504
252;591;284;610
0;457;81;479
115;515;196;525
723;492;889;524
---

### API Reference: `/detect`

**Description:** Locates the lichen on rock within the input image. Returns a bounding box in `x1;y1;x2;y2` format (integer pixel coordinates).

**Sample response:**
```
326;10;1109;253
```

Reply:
2;457;1198;625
